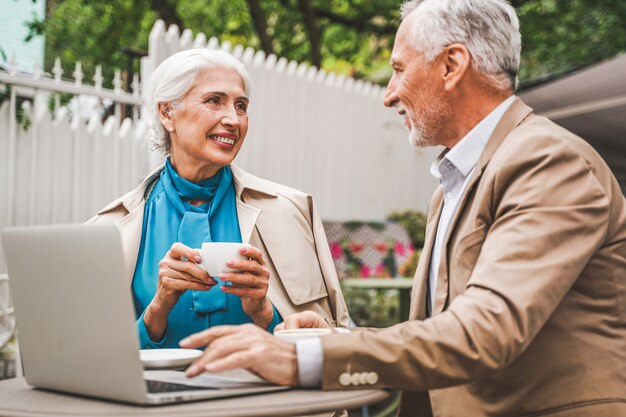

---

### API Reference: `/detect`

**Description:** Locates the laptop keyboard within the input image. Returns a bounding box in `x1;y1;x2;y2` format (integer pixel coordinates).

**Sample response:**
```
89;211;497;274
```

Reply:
146;379;216;393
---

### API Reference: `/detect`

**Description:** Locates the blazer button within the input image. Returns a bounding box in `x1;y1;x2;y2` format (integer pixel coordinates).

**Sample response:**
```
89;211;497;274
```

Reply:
339;372;351;387
366;372;379;385
350;373;361;386
358;372;369;385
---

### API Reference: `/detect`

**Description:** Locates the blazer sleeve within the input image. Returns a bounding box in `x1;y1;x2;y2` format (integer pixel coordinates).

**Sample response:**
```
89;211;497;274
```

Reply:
320;133;612;391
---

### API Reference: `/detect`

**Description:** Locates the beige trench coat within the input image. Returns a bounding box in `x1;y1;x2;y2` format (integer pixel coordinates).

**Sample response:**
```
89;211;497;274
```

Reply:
319;98;626;417
87;164;349;328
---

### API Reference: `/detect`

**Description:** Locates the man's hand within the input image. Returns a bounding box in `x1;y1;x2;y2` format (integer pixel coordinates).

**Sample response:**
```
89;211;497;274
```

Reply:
275;311;331;331
180;324;299;386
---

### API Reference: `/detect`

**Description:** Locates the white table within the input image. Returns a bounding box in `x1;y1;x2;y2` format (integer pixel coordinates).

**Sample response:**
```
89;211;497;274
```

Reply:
0;377;389;417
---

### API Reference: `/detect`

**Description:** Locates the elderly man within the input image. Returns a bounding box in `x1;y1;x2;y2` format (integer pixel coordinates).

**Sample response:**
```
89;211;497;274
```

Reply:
180;0;626;416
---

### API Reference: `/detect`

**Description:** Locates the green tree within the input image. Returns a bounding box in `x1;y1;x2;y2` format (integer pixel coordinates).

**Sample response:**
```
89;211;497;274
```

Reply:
517;0;626;82
17;0;626;88
39;0;153;88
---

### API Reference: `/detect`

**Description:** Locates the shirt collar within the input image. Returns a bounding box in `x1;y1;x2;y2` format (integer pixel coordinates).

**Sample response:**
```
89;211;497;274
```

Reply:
431;95;516;179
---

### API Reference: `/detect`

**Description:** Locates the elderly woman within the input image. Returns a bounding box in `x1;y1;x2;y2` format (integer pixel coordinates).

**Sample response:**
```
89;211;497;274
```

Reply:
89;48;348;349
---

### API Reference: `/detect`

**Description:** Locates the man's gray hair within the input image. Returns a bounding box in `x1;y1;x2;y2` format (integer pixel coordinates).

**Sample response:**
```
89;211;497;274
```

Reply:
145;48;252;154
400;0;521;91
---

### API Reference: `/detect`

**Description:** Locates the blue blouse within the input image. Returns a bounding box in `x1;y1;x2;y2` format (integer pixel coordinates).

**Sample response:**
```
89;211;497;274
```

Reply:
132;160;281;349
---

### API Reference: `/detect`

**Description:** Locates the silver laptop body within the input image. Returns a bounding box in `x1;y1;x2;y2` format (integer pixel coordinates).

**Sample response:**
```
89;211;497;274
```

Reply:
2;223;285;405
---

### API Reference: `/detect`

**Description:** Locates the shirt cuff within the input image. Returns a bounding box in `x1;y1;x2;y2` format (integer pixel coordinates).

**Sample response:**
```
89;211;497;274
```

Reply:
295;337;324;388
136;311;167;349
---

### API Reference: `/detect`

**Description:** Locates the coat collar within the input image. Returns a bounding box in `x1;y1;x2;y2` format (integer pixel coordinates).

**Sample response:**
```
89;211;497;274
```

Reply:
96;163;281;283
96;165;162;216
97;163;278;217
230;164;278;200
418;97;534;315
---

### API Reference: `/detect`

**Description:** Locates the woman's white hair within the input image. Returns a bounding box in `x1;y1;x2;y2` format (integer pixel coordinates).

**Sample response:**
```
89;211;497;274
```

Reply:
400;0;521;91
145;48;252;154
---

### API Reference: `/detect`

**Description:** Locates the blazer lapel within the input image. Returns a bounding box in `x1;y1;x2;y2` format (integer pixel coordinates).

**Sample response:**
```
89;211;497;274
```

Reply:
432;97;534;315
432;167;483;314
410;188;443;320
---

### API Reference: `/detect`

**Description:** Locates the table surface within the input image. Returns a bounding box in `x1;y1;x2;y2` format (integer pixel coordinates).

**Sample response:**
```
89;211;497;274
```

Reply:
0;377;389;417
341;277;413;289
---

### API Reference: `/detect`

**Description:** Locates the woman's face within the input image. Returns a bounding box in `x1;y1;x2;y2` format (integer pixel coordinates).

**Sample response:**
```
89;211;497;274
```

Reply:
164;67;249;181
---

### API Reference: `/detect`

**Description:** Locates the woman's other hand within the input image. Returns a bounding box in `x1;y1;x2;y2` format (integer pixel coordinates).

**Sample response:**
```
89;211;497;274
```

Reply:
145;243;217;341
275;311;331;331
218;245;274;329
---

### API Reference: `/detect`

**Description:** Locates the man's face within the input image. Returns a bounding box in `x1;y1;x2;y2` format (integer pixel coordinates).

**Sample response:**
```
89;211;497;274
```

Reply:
384;12;452;148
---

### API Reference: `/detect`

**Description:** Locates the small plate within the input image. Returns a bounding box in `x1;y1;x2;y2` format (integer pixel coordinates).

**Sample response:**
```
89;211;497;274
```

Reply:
139;348;203;369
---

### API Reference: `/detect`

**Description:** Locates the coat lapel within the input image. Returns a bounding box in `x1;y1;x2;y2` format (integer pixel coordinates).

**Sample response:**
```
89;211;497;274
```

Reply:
117;202;146;283
231;164;276;245
96;166;163;284
431;167;483;314
231;164;333;306
236;199;261;244
432;98;534;314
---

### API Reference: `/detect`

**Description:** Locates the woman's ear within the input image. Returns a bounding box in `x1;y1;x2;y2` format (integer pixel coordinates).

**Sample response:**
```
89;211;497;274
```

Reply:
157;102;174;131
441;43;471;92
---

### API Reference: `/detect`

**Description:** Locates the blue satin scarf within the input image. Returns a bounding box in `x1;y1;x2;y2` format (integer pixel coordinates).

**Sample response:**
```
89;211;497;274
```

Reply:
160;159;241;313
132;159;252;348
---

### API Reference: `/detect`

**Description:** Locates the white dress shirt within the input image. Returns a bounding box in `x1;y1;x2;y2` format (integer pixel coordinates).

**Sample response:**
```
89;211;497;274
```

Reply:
296;95;516;387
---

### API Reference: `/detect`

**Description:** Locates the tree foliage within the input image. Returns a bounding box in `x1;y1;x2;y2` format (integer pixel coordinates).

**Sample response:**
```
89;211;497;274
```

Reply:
15;0;626;88
41;0;155;87
517;0;626;82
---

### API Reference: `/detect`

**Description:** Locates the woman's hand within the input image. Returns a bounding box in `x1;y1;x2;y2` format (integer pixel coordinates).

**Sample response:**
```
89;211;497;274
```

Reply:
275;311;331;331
218;246;274;329
144;243;217;341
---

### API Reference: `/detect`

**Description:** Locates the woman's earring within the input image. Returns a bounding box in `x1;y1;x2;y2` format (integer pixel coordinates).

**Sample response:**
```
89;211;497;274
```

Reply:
168;127;174;132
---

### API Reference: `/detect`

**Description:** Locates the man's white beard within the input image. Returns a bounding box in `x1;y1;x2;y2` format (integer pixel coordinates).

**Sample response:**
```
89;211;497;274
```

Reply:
407;112;436;148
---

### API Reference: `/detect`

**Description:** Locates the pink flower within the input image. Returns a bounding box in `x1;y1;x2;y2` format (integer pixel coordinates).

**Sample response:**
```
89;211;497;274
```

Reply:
359;265;371;278
395;241;407;256
374;264;387;276
330;242;343;260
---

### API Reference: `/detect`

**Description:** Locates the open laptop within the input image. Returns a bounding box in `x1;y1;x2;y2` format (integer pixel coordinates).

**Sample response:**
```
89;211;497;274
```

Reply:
1;223;287;405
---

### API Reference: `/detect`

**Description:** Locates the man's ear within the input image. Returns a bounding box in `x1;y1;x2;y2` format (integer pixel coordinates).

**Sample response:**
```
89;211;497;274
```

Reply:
441;43;471;91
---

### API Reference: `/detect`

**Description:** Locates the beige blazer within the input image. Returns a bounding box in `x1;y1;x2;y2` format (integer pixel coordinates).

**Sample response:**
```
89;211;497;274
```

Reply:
87;164;349;327
321;98;626;416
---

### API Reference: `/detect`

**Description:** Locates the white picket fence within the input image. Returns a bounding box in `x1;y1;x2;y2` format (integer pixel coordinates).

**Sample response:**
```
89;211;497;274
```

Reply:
0;20;440;273
0;68;149;273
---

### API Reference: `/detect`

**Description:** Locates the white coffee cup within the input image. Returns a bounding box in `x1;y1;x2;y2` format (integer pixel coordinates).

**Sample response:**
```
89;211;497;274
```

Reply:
274;328;333;344
195;242;248;276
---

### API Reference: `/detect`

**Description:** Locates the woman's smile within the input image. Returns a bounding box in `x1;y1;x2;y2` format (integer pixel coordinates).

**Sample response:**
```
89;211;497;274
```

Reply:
207;131;237;148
